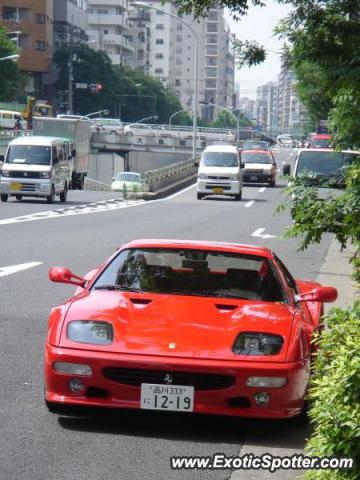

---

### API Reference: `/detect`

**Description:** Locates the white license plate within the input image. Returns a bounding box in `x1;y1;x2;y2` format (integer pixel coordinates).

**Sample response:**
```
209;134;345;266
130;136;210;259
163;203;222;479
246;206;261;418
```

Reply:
140;383;194;412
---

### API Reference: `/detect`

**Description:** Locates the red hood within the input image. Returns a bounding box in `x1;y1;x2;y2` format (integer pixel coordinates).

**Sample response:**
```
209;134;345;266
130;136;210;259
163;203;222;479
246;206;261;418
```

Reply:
60;292;295;362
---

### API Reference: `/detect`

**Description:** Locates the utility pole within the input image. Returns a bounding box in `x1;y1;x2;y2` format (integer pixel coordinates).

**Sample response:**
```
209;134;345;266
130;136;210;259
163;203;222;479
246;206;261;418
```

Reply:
68;27;74;114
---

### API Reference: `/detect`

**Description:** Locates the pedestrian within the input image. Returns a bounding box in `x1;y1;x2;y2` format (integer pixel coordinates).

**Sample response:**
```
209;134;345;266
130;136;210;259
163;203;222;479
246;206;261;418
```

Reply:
14;118;22;133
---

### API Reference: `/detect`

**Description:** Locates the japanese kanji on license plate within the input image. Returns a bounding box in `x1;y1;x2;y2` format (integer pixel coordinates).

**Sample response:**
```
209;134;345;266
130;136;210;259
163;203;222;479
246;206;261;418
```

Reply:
140;383;194;412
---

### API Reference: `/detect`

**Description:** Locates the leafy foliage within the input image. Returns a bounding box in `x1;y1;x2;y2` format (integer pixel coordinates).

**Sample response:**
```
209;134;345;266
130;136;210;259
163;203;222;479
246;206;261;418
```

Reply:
233;40;266;68
304;301;360;480
0;25;20;101
210;109;251;129
53;45;189;123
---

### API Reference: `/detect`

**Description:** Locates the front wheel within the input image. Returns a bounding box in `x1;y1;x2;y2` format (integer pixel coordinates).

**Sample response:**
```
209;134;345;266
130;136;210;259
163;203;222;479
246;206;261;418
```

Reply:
60;183;67;203
234;190;242;201
16;195;22;201
46;186;55;204
1;194;8;202
197;192;204;200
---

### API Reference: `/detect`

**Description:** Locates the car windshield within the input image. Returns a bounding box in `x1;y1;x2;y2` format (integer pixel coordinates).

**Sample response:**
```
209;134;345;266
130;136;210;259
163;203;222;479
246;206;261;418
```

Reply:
242;141;269;150
296;151;360;183
115;173;141;182
92;248;286;302
6;145;51;165
202;152;238;167
310;138;331;148
242;152;272;164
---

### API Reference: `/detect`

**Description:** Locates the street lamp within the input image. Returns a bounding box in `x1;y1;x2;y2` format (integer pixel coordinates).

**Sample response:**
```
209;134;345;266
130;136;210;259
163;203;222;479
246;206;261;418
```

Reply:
133;1;198;160
200;101;241;146
0;54;19;62
169;108;190;126
128;114;159;128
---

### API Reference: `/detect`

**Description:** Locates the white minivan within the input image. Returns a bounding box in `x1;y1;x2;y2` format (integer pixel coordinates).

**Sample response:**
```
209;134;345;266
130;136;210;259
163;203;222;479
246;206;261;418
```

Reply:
196;145;243;200
0;110;26;130
0;136;71;203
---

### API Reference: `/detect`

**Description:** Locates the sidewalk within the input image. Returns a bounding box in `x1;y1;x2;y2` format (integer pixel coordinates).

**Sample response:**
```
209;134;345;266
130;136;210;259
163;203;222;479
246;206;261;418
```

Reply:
229;237;358;480
316;237;358;310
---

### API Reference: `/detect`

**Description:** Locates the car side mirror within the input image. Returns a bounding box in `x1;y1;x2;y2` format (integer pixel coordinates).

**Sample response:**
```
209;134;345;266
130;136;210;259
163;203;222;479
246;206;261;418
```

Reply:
71;149;76;157
283;164;291;176
112;177;115;181
194;161;199;167
0;154;4;162
49;267;86;287
240;162;245;169
295;286;337;303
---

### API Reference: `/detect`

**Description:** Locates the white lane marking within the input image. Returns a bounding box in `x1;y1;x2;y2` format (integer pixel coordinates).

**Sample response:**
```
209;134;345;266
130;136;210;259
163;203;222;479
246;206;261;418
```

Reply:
251;228;277;239
165;183;197;200
245;201;254;208
0;262;43;278
0;198;145;226
258;187;266;193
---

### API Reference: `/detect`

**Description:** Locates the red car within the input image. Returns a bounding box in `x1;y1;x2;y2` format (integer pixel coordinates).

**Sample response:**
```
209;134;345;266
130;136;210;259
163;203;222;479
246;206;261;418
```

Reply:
309;134;332;149
45;239;337;420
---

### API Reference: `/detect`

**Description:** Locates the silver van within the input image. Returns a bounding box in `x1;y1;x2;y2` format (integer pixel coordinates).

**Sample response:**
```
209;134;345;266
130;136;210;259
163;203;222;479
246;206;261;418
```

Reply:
0;110;26;130
0;136;71;203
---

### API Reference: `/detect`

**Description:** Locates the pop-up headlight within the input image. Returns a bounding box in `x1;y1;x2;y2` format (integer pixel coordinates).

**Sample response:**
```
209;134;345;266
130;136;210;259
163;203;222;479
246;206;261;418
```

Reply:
233;332;283;356
67;321;113;345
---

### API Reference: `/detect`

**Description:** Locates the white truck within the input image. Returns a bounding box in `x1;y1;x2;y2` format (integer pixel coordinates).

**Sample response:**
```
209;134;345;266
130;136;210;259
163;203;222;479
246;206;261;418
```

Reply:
32;117;91;189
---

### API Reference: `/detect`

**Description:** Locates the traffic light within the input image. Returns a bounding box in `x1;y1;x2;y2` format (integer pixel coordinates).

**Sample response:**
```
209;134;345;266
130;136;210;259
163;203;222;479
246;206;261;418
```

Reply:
88;83;103;94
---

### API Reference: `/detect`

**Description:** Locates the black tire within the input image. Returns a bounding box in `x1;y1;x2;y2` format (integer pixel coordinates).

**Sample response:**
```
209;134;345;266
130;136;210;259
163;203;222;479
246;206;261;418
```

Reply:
79;175;85;190
290;401;310;427
1;194;8;202
46;186;55;204
197;192;204;200
16;195;22;201
60;183;67;203
234;190;242;201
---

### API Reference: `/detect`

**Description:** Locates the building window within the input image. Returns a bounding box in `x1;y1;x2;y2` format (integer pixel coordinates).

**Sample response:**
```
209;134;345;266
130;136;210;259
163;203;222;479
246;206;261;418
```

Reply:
176;47;182;54
155;68;163;73
3;6;30;21
175;79;181;86
103;29;108;34
156;10;164;15
156;38;164;44
156;24;164;30
176;57;182;65
155;53;164;59
176;35;182;42
35;13;46;24
177;23;182;31
35;40;46;51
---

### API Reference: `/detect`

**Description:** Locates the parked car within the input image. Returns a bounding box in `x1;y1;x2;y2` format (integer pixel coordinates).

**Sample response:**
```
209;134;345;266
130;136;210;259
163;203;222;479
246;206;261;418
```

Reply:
111;171;143;192
0;110;26;130
240;149;277;186
45;239;337;420
196;144;243;200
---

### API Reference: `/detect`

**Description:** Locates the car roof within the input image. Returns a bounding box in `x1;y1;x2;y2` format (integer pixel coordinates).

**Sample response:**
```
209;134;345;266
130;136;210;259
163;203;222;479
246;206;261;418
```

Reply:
241;149;271;155
203;145;238;153
8;136;67;146
298;148;360;154
121;239;273;258
116;171;140;175
312;134;331;138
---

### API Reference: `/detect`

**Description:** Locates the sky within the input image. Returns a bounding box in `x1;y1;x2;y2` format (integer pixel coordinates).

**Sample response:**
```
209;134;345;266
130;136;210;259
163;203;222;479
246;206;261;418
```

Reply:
224;1;292;99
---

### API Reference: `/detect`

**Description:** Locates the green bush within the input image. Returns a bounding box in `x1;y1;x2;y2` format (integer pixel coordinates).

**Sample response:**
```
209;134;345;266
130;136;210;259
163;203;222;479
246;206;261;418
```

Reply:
305;301;360;480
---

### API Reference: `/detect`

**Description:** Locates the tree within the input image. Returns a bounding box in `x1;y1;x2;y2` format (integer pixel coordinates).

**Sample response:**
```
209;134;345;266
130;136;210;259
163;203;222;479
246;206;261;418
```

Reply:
211;110;237;129
0;26;20;101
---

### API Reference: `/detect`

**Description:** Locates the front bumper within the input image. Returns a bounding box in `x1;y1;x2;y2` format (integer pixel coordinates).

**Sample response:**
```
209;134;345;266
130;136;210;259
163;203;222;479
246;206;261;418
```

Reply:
197;179;241;196
243;172;274;184
45;345;309;419
0;178;51;196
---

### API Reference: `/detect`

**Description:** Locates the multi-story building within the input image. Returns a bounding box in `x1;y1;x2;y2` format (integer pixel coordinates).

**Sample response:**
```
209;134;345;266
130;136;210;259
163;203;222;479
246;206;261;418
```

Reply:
0;0;53;95
87;0;133;65
239;96;256;123
128;2;235;119
277;65;309;135
53;0;88;48
256;81;277;133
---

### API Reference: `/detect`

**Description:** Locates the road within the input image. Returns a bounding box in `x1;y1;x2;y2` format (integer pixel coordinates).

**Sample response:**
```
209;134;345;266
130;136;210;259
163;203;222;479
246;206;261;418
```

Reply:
0;149;332;480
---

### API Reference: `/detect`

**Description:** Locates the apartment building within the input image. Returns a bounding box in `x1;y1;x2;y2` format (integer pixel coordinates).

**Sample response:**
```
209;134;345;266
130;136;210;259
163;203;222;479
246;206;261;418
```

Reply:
87;0;133;65
256;81;277;134
0;0;53;95
53;0;88;48
128;2;235;119
239;96;256;122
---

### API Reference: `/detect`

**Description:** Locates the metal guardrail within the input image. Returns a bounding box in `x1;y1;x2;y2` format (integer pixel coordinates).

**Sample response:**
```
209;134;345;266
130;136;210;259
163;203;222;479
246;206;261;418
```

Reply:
144;157;196;185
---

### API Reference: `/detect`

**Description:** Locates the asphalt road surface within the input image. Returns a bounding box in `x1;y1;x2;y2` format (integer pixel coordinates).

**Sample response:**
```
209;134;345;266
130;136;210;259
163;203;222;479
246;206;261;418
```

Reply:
0;149;332;480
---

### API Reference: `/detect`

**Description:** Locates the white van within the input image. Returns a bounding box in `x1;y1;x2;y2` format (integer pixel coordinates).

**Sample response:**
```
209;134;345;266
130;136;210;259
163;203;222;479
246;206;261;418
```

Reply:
196;145;243;200
0;136;71;203
0;110;26;130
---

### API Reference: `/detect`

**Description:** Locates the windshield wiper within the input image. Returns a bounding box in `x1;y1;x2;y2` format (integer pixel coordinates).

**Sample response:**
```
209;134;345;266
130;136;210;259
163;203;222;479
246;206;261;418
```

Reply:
94;285;145;293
